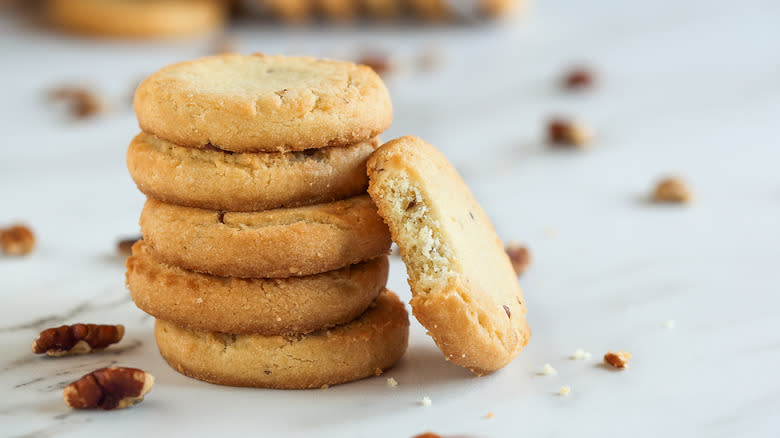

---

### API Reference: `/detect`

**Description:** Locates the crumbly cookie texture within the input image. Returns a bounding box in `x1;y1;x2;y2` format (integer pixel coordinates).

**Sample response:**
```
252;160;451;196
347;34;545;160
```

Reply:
127;240;387;335
46;0;226;39
367;136;530;376
140;195;391;278
127;132;379;212
134;54;392;152
154;290;409;389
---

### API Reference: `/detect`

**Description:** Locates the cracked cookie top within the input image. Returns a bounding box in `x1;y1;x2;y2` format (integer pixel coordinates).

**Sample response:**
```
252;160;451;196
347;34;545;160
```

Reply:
134;54;393;152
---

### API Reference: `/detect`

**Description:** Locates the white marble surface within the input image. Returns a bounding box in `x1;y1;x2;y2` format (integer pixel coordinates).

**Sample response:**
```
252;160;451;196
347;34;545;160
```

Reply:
2;0;780;436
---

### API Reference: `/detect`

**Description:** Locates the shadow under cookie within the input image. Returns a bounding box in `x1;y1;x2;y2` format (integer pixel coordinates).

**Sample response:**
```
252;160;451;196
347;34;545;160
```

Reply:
127;240;388;335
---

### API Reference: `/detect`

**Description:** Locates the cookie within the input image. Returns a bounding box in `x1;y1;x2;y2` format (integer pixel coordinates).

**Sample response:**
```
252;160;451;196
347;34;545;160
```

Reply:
407;0;519;20
127;132;379;212
262;0;312;22
314;0;356;20
360;0;401;19
127;240;388;335
367;136;530;375
140;195;391;278
134;54;393;153
46;0;227;39
154;290;409;389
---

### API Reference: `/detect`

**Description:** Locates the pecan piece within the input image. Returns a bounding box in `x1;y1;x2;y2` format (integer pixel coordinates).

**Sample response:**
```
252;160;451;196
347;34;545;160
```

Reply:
548;118;593;147
32;324;124;357
49;85;106;119
117;236;141;257
359;54;392;76
652;176;693;203
413;433;442;438
0;224;35;256
604;350;632;369
505;243;531;275
63;367;154;410
563;67;594;89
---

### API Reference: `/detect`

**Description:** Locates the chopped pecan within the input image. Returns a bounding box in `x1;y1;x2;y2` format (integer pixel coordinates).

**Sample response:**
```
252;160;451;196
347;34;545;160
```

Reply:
505;243;531;275
63;366;154;410
604;350;632;369
0;224;35;256
49;85;106;119
32;324;124;356
412;434;442;438
652;177;693;203
117;237;141;257
548;118;593;147
359;54;392;76
563;67;594;89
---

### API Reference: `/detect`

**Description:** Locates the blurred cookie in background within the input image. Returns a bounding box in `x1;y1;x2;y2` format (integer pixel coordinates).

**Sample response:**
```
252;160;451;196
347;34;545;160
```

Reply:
45;0;228;39
247;0;522;22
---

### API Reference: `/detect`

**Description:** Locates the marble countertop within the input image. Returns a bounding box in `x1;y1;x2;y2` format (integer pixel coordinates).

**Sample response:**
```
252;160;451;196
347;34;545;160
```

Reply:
2;0;780;436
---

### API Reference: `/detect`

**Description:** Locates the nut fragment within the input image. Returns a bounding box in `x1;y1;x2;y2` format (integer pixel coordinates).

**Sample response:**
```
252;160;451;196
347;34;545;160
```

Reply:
548;118;593;147
63;366;154;410
563;67;594;89
49;86;106;119
359;54;392;76
604;350;632;369
117;236;141;257
505;243;531;275
652;177;693;203
0;224;35;256
559;385;571;396
32;324;124;356
413;434;442;438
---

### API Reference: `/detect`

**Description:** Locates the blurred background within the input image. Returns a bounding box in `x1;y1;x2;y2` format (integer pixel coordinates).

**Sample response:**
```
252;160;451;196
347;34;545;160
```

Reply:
2;0;780;436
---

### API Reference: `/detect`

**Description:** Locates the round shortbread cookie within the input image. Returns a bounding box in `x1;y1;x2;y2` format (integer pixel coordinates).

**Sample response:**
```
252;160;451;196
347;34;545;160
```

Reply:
367;136;530;376
127;241;388;335
154;290;409;389
134;54;393;153
46;0;227;39
127;132;379;212
140;195;391;278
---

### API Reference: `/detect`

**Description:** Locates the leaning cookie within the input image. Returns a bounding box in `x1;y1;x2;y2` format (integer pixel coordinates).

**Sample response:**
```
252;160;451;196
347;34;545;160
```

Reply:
127;133;379;212
140;195;391;278
367;136;530;376
127;240;388;335
154;290;409;389
46;0;227;39
134;54;392;153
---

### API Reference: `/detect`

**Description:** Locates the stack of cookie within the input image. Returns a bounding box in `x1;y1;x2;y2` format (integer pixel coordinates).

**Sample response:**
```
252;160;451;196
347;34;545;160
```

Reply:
125;54;409;389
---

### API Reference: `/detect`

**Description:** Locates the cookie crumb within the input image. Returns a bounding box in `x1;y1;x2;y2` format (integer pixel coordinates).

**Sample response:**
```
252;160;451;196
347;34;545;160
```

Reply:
420;396;432;407
484;412;495;419
604;350;632;369
320;384;329;389
386;377;398;387
562;67;594;90
547;118;593;147
664;320;676;329
505;243;531;275
1;224;36;256
570;348;592;360
652;177;693;203
559;386;571;396
540;363;557;376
